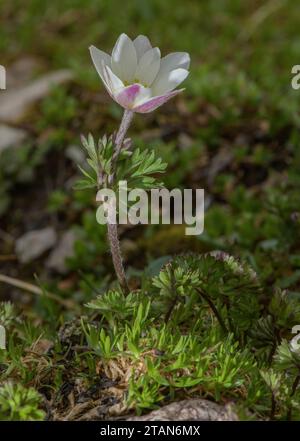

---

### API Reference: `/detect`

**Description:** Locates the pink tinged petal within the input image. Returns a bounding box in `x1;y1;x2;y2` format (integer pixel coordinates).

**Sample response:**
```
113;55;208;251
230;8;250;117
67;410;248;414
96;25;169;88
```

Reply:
135;47;161;87
132;85;152;106
89;45;111;86
133;35;152;60
111;33;137;83
133;89;183;113
103;65;124;99
115;83;142;109
152;68;189;96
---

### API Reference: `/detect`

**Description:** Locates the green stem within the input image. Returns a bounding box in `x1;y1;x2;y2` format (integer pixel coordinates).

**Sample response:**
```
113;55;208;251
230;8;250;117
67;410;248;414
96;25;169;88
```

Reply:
196;287;228;333
287;373;300;420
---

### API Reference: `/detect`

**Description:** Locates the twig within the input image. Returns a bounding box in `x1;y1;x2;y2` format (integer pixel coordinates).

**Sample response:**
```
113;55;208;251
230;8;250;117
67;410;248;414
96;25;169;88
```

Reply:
0;255;17;262
0;274;78;310
239;0;287;41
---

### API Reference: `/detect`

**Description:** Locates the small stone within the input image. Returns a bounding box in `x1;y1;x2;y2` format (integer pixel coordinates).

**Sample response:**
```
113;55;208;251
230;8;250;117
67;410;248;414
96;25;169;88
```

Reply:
0;125;27;153
0;70;73;123
6;57;41;89
46;230;76;273
128;398;238;421
65;145;85;166
15;227;57;263
178;133;193;150
206;147;233;186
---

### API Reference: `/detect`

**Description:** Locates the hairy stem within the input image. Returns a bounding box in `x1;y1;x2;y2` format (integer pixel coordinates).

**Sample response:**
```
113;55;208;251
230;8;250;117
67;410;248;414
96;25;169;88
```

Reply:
106;109;133;294
109;109;134;185
107;223;129;295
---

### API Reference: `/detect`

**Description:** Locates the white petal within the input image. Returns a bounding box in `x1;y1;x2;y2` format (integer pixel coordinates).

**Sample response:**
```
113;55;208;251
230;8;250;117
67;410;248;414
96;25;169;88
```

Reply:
159;52;190;75
133;35;152;60
111;33;137;83
151;68;189;95
135;47;161;87
103;65;124;96
89;45;111;84
133;86;152;106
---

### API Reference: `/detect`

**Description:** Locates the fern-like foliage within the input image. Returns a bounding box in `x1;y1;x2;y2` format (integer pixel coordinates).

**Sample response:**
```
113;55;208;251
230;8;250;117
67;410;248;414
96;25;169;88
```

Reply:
152;252;261;333
75;134;114;190
117;148;167;190
274;340;300;373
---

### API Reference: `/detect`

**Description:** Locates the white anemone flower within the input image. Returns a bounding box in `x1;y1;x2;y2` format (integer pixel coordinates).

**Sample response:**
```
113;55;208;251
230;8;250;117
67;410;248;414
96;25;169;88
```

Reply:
89;33;190;113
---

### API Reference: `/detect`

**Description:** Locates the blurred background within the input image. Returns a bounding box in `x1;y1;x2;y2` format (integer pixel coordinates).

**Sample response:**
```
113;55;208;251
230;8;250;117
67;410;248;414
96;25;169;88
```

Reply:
1;0;300;306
